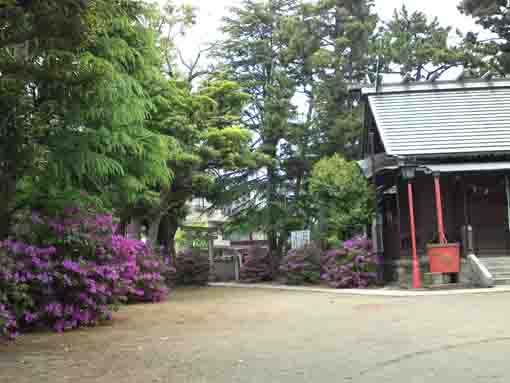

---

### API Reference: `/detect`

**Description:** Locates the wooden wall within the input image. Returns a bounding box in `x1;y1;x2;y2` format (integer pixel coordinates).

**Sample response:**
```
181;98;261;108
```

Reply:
384;173;510;261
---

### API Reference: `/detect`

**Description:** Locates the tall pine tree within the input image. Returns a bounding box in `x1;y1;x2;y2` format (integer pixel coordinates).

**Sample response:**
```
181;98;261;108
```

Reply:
377;6;468;81
459;0;510;74
215;0;376;269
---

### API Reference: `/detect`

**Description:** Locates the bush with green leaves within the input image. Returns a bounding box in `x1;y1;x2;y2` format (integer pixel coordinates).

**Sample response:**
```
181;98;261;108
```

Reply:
310;155;374;241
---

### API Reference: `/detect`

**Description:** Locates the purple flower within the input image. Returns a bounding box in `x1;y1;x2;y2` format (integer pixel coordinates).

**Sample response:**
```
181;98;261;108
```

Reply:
24;312;38;323
62;260;85;275
31;212;44;224
54;320;65;333
46;303;63;317
1;207;170;340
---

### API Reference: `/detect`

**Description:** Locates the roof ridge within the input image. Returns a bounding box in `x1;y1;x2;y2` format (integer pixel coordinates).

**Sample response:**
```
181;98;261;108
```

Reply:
362;78;510;96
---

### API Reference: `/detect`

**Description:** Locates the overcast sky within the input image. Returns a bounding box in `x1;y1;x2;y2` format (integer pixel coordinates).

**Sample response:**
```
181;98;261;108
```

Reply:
170;0;481;62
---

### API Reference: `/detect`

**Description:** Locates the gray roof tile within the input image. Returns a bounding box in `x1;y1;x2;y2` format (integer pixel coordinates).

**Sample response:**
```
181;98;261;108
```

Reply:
367;81;510;157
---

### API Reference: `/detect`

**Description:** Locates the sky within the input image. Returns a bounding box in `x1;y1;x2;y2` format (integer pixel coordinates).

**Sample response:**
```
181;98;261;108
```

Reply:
170;0;482;63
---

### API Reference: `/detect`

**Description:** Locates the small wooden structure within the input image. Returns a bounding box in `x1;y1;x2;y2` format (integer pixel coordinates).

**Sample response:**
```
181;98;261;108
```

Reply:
359;79;510;288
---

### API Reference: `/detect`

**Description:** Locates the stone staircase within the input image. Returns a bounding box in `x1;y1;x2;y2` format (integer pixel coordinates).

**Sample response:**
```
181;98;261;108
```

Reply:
481;257;510;286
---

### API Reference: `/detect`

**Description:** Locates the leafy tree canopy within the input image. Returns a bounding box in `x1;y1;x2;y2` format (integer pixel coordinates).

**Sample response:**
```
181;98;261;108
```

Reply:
0;0;171;238
310;154;374;241
459;0;510;74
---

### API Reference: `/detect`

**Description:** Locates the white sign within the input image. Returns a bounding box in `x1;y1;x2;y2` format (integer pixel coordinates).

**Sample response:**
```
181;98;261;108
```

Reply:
291;230;311;249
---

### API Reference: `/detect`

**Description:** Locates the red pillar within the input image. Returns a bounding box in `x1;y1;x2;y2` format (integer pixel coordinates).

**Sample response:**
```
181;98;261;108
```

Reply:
407;181;422;289
434;175;447;244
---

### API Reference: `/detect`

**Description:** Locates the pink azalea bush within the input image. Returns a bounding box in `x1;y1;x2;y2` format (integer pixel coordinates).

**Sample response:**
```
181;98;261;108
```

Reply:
279;245;322;285
0;303;17;340
321;235;378;288
0;207;169;341
240;247;272;283
175;249;210;286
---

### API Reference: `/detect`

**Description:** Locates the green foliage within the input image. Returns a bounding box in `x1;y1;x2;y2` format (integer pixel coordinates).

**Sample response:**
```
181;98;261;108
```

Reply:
181;224;209;250
0;0;172;238
150;77;260;249
459;0;510;74
216;0;304;246
310;0;377;158
310;154;374;240
214;0;377;266
377;6;467;81
459;0;499;17
8;0;502;272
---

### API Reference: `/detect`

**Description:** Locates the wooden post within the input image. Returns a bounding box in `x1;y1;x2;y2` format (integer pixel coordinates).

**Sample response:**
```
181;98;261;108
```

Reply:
408;181;422;289
396;175;402;260
207;229;217;281
434;175;447;244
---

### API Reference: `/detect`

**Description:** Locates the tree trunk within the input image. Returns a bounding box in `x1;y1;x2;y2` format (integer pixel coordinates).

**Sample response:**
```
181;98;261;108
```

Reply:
0;208;11;240
266;162;280;278
130;217;143;240
0;175;17;240
268;229;279;278
158;213;180;263
117;211;132;236
147;215;162;248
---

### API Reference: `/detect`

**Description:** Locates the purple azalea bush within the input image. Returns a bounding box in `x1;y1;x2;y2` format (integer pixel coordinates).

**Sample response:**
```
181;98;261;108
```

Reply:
175;249;210;286
0;303;18;340
279;245;322;285
240;247;272;283
0;207;169;341
321;235;377;288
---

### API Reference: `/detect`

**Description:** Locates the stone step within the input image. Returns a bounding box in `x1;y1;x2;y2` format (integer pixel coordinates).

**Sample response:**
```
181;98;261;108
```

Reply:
485;266;510;273
491;273;510;280
485;266;510;272
426;283;470;290
482;260;510;268
483;258;510;263
494;277;510;286
488;269;510;276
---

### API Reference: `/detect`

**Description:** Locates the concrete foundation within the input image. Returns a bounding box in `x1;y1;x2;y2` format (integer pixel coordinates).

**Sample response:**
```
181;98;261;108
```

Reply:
390;257;476;289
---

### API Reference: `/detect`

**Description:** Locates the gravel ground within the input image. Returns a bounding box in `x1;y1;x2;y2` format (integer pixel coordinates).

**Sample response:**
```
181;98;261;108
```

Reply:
2;286;510;383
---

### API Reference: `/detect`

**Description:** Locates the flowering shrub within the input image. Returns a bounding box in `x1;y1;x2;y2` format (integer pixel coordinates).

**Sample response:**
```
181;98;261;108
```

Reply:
0;303;17;340
158;246;177;286
279;245;322;285
123;239;169;303
321;235;377;288
175;249;210;286
0;207;169;341
240;247;272;283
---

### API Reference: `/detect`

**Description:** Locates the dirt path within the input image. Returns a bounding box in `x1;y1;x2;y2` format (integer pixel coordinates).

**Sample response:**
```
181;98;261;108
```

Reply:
2;287;510;382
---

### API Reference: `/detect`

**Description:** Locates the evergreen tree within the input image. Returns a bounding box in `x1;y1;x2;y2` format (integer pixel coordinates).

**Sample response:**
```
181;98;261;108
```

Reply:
459;0;510;74
377;6;468;81
153;77;259;253
311;0;376;159
215;0;301;270
103;2;263;255
0;1;172;238
215;0;376;270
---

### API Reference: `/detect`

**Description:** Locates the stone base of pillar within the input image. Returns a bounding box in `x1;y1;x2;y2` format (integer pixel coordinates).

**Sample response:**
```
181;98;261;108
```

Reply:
389;257;475;289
